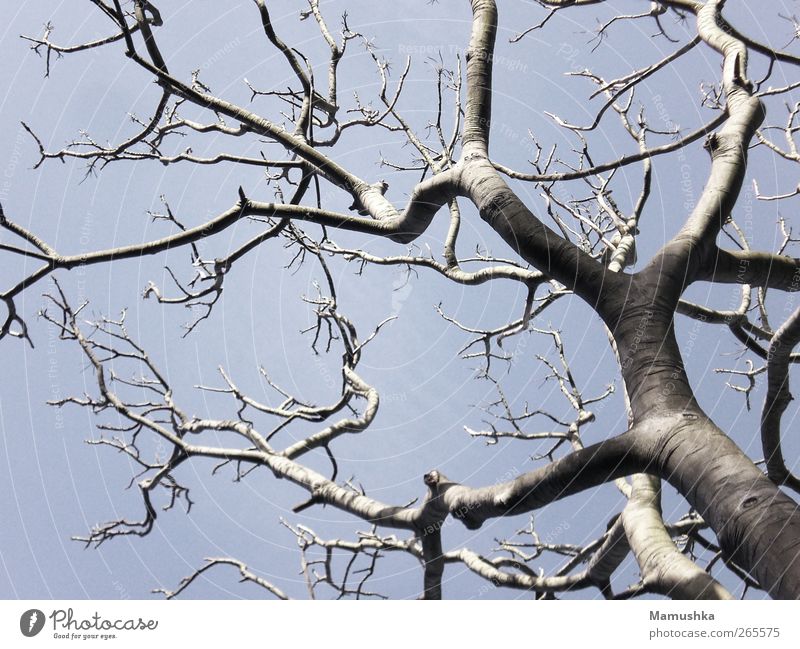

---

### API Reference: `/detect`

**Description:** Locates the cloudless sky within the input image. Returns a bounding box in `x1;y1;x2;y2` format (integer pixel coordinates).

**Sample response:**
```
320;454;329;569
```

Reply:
0;0;798;600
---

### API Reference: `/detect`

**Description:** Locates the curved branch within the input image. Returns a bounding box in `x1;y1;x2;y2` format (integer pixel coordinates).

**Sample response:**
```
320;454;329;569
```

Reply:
155;558;290;600
622;474;734;599
0;179;454;303
492;112;726;183
697;248;800;292
645;0;766;302
761;308;800;494
428;431;642;530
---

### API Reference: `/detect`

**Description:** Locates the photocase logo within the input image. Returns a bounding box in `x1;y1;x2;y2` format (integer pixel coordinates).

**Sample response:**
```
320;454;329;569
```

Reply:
20;609;45;637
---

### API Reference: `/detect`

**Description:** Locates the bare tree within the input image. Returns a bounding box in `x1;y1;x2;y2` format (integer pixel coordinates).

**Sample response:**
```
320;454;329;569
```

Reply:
3;0;800;599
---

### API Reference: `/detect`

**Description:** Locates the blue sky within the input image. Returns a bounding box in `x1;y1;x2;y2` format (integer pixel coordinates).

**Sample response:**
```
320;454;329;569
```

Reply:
0;0;798;599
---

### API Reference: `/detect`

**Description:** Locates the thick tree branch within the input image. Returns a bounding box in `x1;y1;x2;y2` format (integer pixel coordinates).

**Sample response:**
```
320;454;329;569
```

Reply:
428;432;642;530
647;0;765;300
697;248;800;292
761;307;800;494
622;474;733;599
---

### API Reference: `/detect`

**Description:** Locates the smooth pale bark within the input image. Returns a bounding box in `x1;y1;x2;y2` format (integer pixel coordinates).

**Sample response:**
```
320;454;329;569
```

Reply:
622;475;733;599
434;433;642;529
456;158;617;304
761;310;800;492
698;249;800;292
649;414;800;599
433;0;800;599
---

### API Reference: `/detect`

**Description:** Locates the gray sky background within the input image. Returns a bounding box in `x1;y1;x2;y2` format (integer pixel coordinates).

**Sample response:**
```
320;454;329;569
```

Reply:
0;0;798;600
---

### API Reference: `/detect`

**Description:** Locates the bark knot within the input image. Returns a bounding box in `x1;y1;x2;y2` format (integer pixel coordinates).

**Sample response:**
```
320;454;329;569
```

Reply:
703;132;745;161
740;495;759;510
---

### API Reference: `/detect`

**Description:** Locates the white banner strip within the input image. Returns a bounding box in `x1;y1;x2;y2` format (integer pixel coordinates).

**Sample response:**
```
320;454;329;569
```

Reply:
1;600;798;647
